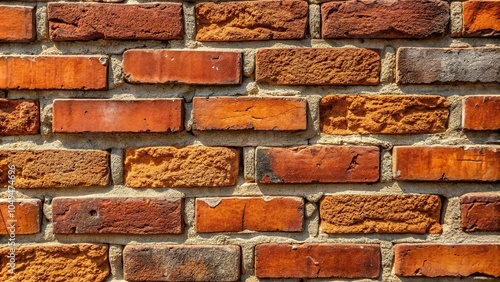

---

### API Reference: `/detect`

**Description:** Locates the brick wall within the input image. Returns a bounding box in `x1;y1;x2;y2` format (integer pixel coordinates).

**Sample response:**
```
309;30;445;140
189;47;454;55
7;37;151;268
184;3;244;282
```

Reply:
0;0;499;281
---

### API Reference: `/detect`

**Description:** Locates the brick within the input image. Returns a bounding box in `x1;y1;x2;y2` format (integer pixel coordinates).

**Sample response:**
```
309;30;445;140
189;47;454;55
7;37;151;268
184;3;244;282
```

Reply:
320;194;442;234
196;0;308;41
0;56;107;90
463;96;500;130
0;150;110;188
0;244;109;281
53;99;183;133
320;95;450;135
53;197;183;234
394;244;500;277
0;6;35;42
192;97;307;131
0;99;39;135
0;199;41;234
48;3;183;41
257;146;380;184
255;243;380;278
393;146;500;181
396;47;500;84
321;0;449;39
124;245;240;281
124;146;239;188
196;197;304;232
463;0;500;37
123;50;242;85
461;192;500;232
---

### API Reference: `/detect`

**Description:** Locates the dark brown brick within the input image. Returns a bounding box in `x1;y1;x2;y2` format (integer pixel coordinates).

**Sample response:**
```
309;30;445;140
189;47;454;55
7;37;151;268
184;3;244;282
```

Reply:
0;99;39;135
0;6;35;42
463;96;500;130
461;192;500;232
463;0;500;37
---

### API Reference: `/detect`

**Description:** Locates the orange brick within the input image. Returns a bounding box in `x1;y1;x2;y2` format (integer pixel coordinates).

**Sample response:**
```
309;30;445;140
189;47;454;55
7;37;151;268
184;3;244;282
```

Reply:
461;192;500;232
463;96;500;130
463;0;500;37
0;199;41;234
0;6;35;42
0;99;39;135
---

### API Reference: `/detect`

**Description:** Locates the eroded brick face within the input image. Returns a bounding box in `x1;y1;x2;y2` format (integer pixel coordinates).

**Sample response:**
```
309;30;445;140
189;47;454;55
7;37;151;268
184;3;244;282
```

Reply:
462;0;500;37
0;99;39;135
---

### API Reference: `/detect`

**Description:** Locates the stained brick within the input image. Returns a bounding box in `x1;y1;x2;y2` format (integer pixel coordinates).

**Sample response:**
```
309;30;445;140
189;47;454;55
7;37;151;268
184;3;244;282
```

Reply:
463;0;500;37
0;199;41;234
0;99;39;135
461;193;500;232
0;6;35;42
463;96;500;130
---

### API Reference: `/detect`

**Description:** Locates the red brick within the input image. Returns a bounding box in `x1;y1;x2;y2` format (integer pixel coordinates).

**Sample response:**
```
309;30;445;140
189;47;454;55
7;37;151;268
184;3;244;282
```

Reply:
123;50;242;85
196;197;304;232
393;146;500;181
461;192;500;232
0;199;41;234
255;243;380;278
0;56;108;90
394;244;500;277
257;146;380;183
192;97;307;131
0;6;35;42
52;99;183;133
48;3;183;41
463;96;500;130
322;0;449;39
463;0;500;37
52;197;183;234
0;99;39;135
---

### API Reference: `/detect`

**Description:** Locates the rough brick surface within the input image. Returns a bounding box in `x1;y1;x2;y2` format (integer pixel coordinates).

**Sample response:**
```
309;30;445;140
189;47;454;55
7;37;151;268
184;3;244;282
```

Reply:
463;96;500;130
196;197;304;232
256;48;380;85
53;197;183;234
463;0;500;37
0;199;41;234
255;243;380;278
0;244;109;282
461;193;500;232
123;50;242;85
124;245;240;281
53;99;183;133
396;47;500;84
394;244;500;277
192;97;307;131
393;146;500;181
124;146;239;188
48;3;183;41
320;95;450;135
0;6;35;42
257;146;380;183
0;99;39;135
0;150;110;188
196;0;308;41
0;56;107;90
321;0;449;39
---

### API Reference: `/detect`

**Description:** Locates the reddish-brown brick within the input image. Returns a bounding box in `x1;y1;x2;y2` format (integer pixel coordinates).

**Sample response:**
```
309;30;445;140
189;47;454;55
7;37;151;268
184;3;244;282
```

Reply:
192;97;307;131
461;193;500;232
463;0;500;37
0;199;41;234
257;146;380;183
394;244;500;277
53;197;183;234
124;245;240;281
0;99;39;135
53;99;183;133
393;146;500;181
0;56;108;90
123;50;242;85
256;48;380;85
463;96;500;130
322;0;449;39
48;3;183;41
255;243;380;278
196;197;304;232
0;6;35;42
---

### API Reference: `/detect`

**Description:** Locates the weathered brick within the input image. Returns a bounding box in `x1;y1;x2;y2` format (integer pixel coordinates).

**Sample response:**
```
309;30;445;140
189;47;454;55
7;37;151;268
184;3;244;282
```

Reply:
0;99;39;135
320;194;442;234
0;244;109;281
124;245;240;281
53;99;183;133
393;146;500;181
463;0;500;37
257;146;380;183
196;0;308;41
0;56;107;90
320;95;449;135
0;6;35;42
123;50;242;85
0;150;110;188
322;0;449;39
463;96;500;130
394;244;500;277
0;199;41;234
196;197;304;232
48;3;183;41
461;192;500;232
192;97;307;131
256;48;380;85
53;197;183;234
124;146;239;188
255;243;380;278
396;47;500;84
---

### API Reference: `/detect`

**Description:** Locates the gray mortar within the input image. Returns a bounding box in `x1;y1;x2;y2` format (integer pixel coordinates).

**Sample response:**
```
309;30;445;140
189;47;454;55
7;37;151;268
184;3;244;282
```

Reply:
450;2;463;37
308;4;321;39
243;147;256;183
